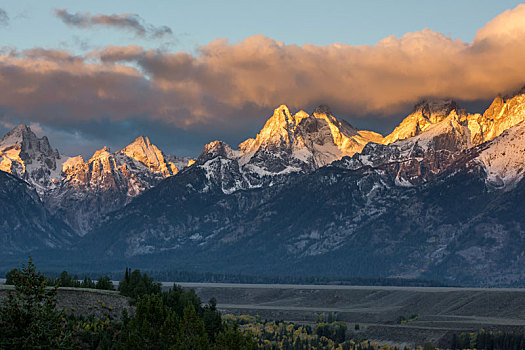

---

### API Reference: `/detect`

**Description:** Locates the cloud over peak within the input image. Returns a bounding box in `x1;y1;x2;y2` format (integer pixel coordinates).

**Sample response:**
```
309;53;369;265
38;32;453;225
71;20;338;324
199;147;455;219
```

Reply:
1;5;525;151
54;9;172;39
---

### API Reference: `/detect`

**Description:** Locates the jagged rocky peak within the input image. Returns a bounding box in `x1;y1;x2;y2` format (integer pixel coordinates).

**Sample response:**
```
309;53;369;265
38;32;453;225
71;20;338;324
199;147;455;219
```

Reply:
240;104;382;158
0;124;58;157
383;99;462;144
313;104;333;116
240;104;308;153
89;146;112;161
199;140;236;161
120;135;177;176
413;99;461;122
469;86;525;144
483;95;505;120
0;124;62;194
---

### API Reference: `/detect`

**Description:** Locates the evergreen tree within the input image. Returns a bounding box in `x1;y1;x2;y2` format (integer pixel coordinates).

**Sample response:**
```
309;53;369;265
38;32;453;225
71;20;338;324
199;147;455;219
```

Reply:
175;304;209;350
0;257;71;349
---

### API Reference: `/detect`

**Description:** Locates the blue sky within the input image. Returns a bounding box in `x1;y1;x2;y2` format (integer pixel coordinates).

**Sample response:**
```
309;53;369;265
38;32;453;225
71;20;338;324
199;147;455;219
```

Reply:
0;1;524;157
2;0;521;52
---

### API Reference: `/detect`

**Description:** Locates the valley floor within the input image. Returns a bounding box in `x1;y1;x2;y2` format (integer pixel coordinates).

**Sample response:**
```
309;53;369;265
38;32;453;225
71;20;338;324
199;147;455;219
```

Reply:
176;282;525;347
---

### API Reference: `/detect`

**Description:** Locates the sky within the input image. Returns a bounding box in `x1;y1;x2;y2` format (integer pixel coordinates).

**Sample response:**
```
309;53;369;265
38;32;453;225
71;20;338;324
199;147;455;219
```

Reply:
0;0;524;157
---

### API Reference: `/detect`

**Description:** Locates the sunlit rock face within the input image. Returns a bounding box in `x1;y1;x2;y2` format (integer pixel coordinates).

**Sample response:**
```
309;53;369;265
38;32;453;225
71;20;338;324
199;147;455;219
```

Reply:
468;88;525;145
0;125;193;236
120;136;179;177
46;138;193;235
195;104;383;194
336;88;525;188
338;107;473;187
382;100;463;144
239;104;382;170
0;124;63;196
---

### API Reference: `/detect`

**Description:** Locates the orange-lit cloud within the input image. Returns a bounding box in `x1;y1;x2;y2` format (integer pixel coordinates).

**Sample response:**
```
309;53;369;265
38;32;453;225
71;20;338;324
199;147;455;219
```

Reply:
1;4;525;135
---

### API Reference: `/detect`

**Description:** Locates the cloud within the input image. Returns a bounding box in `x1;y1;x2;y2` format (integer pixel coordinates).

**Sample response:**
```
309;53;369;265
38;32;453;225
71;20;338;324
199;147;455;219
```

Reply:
1;4;525;154
54;9;172;39
0;8;8;26
93;4;525;117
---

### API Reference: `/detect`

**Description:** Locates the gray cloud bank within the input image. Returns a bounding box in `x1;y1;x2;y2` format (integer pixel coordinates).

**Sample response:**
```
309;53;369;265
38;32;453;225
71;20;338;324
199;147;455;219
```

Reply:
55;9;172;38
0;8;8;26
1;5;525;155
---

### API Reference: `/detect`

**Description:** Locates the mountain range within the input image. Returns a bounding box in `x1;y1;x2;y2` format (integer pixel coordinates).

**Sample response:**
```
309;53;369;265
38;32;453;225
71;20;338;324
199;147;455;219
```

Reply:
2;87;525;286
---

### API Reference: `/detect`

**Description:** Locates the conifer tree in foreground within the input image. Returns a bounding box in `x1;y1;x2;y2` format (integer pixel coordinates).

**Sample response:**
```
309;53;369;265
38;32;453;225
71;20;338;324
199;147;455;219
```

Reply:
0;257;71;349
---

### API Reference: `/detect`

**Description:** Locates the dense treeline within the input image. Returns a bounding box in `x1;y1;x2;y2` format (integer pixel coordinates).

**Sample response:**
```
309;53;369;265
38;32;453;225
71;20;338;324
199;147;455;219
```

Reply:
0;258;256;349
2;266;446;287
5;268;115;291
452;330;525;350
147;270;446;287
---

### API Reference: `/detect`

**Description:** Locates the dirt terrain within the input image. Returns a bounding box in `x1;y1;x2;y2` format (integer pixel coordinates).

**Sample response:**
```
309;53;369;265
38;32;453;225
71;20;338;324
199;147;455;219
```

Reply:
177;283;525;347
0;285;132;320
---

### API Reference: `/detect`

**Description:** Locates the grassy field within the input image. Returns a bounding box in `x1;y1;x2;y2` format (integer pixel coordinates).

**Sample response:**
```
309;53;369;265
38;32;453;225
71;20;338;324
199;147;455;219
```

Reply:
176;282;525;346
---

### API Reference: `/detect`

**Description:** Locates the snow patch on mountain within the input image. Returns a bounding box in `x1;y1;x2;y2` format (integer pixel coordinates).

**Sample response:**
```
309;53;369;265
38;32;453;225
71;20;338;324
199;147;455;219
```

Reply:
0;124;63;195
194;104;383;194
383;100;461;144
476;121;525;190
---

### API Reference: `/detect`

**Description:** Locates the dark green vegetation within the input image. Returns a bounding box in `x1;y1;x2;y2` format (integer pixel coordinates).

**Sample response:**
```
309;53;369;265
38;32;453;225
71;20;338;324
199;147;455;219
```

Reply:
0;258;70;349
5;268;115;291
146;271;446;287
4;259;525;349
0;259;257;349
452;330;525;350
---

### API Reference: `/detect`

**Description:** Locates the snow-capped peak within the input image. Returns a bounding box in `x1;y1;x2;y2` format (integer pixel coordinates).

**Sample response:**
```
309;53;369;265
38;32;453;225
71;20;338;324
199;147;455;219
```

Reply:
200;140;238;161
239;105;309;154
89;146;112;161
194;104;383;194
383;99;462;144
0;124;62;195
476;121;525;190
239;104;382;161
468;88;525;144
120;136;177;177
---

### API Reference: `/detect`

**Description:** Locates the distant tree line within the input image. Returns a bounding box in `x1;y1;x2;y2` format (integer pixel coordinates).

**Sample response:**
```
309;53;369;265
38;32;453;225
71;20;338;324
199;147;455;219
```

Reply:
5;268;115;291
145;270;446;287
2;266;447;287
451;330;525;350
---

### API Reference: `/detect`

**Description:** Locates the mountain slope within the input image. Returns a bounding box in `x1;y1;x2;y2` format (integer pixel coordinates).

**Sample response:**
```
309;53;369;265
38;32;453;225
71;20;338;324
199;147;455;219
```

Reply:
0;125;192;236
383;100;462;144
194;104;383;194
45;137;192;235
0;170;73;254
74;93;525;286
